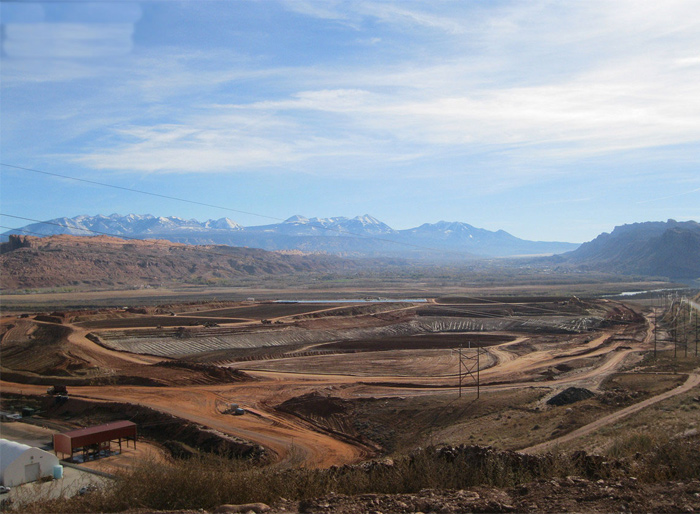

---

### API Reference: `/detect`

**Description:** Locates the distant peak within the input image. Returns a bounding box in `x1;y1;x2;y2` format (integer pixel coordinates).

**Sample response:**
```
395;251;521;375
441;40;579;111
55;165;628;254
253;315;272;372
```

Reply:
285;215;309;224
353;214;381;224
207;217;242;230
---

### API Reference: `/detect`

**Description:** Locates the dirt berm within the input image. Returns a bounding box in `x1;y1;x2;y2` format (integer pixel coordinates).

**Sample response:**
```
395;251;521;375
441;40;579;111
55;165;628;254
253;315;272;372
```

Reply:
37;395;266;461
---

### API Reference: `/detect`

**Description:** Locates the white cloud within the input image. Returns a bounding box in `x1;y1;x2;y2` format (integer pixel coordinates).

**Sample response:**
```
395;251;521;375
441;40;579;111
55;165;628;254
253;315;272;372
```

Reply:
3;23;135;58
7;1;700;180
281;0;467;34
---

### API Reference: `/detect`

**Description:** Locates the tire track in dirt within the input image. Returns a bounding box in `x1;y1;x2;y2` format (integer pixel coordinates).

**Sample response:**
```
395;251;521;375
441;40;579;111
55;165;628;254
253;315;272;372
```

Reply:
0;313;655;468
0;380;368;468
522;371;700;454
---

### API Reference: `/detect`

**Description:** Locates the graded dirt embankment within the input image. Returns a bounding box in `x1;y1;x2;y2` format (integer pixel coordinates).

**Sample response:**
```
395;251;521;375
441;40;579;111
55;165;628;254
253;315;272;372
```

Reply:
1;299;671;469
0;380;370;468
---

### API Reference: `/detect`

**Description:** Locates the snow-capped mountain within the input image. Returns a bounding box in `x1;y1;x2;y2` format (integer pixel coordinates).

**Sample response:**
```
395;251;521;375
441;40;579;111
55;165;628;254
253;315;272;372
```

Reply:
1;213;579;259
252;215;397;237
6;214;243;239
398;221;576;256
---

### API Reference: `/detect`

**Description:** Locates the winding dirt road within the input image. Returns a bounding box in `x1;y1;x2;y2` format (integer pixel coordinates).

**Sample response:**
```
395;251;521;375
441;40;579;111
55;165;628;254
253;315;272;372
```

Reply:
522;371;700;454
3;308;691;468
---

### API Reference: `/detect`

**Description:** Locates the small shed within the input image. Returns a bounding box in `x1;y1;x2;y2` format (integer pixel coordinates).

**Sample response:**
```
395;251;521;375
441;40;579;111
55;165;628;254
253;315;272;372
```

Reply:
53;420;137;461
0;439;60;486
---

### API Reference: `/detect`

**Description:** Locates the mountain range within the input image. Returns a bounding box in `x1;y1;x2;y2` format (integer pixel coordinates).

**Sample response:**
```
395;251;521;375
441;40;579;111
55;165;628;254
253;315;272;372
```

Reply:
2;217;698;289
1;213;579;259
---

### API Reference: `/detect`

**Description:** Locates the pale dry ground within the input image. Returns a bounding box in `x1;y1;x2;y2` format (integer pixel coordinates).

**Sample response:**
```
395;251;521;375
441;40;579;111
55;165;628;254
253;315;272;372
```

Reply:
0;421;56;447
0;420;168;475
0;280;671;310
78;440;168;474
522;371;700;454
231;347;497;377
63;323;163;366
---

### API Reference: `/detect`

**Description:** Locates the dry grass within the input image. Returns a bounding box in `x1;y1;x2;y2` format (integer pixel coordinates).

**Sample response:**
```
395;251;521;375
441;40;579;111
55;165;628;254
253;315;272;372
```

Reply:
18;438;700;513
9;448;587;513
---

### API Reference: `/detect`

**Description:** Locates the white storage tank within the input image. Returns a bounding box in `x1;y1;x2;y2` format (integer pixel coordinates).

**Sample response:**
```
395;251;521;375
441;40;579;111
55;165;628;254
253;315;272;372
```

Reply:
0;439;60;487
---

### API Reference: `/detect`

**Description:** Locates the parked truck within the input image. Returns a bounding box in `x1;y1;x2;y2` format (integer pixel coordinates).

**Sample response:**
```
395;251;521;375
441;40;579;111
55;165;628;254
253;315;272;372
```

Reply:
47;385;67;395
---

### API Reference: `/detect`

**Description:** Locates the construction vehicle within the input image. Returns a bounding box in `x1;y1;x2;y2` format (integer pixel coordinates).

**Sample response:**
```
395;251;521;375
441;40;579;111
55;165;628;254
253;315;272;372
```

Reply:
47;385;67;395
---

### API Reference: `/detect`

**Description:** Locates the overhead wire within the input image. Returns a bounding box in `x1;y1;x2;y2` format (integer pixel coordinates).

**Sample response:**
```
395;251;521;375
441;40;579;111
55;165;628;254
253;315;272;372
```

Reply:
0;214;620;328
1;163;614;327
0;213;355;263
0;162;462;255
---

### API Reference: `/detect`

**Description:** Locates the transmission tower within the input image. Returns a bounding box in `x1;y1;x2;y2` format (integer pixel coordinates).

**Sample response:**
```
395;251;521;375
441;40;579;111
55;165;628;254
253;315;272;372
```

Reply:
456;343;481;399
685;300;690;357
653;304;657;358
695;309;699;357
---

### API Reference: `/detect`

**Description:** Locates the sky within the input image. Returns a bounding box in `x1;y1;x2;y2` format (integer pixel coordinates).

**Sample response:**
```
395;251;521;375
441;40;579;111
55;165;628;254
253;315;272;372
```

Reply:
1;0;699;244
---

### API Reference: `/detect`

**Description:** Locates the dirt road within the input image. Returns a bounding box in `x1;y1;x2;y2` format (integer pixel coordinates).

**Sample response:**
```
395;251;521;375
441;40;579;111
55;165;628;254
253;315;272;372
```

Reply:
522;371;700;454
0;380;369;468
1;306;676;468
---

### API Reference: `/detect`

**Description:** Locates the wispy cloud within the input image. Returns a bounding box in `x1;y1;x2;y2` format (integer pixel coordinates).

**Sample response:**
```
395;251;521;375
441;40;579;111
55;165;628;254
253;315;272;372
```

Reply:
4;1;700;181
637;187;700;204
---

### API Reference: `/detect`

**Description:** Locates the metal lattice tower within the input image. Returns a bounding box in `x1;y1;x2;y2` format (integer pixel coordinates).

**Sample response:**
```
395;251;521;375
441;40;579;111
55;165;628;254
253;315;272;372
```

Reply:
456;343;481;399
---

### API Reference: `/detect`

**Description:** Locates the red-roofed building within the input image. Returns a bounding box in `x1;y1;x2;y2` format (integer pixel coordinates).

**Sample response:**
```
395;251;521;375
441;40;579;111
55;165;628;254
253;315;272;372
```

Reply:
53;421;137;461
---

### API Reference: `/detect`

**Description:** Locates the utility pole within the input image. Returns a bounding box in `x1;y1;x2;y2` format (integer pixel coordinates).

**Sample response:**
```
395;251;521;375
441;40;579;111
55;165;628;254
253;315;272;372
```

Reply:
685;300;689;358
456;342;481;399
673;300;678;359
458;346;462;398
653;306;657;358
695;309;698;358
477;346;480;398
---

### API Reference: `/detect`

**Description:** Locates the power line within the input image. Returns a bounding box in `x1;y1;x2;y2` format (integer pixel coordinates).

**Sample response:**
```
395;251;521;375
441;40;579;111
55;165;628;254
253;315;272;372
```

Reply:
0;213;333;264
2;214;630;332
0;163;281;223
0;162;455;254
0;225;54;238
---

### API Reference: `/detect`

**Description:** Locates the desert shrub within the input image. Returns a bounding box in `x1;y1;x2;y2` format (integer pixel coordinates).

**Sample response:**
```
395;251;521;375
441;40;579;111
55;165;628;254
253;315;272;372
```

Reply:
605;430;700;482
637;436;700;482
19;443;685;513
606;431;661;459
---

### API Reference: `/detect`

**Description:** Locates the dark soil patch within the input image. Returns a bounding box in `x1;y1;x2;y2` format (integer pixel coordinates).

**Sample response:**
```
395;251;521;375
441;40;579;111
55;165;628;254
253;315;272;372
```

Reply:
189;303;342;319
547;387;595;406
416;304;576;317
288;478;700;514
77;316;247;329
293;303;409;319
154;360;252;383
277;392;353;418
317;333;514;352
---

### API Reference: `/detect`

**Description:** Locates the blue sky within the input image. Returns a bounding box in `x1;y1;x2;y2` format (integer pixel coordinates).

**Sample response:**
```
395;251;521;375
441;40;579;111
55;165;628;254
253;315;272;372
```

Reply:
1;0;699;243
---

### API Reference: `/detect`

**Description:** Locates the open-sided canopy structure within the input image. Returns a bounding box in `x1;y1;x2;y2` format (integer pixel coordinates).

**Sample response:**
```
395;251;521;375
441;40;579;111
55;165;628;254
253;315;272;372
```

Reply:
53;420;137;460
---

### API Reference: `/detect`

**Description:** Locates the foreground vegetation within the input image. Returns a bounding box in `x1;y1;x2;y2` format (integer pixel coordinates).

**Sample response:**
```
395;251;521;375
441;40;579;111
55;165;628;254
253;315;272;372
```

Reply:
15;433;700;513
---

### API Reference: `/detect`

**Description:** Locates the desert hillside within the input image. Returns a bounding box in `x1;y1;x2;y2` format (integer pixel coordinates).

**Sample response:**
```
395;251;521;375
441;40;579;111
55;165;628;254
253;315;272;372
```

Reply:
562;220;700;279
0;234;363;290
